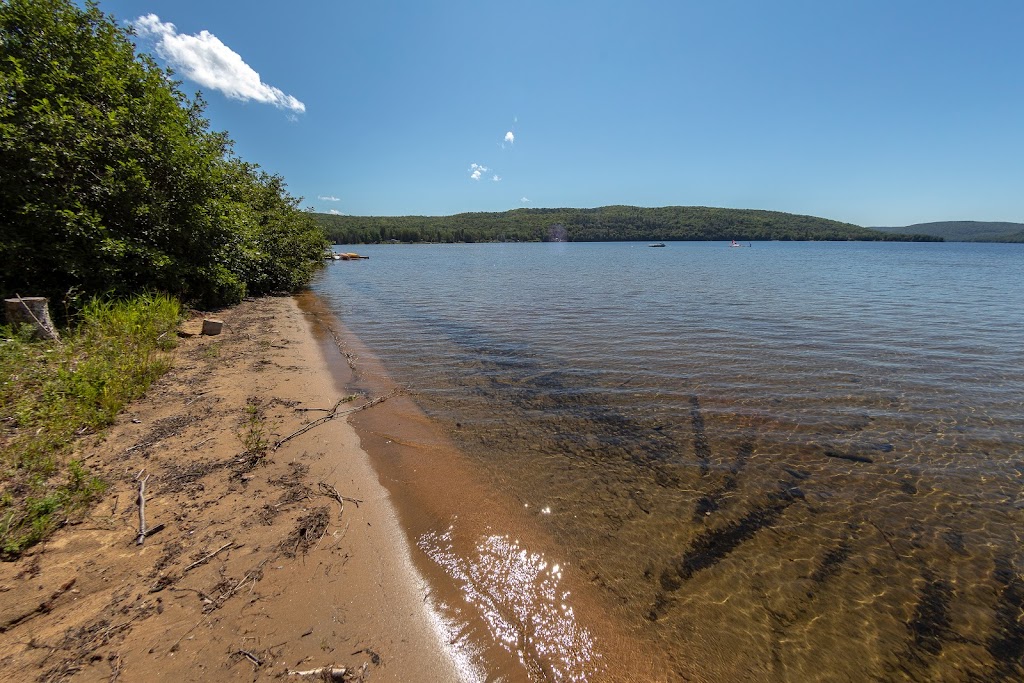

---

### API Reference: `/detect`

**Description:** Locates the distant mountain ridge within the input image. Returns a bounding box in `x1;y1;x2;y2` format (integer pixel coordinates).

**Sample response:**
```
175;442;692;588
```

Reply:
314;205;942;244
873;221;1024;242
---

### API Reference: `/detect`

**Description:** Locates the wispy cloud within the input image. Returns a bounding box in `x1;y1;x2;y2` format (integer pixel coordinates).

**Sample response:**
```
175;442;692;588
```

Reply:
492;174;501;182
469;163;488;181
133;14;305;113
520;197;531;203
328;209;343;215
318;195;341;202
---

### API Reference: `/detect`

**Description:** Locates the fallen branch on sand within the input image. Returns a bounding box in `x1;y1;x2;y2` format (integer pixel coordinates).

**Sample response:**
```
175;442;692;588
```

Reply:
287;663;366;681
317;482;362;519
273;390;401;450
203;558;271;613
235;649;263;667
183;542;235;574
135;472;162;545
138;473;151;548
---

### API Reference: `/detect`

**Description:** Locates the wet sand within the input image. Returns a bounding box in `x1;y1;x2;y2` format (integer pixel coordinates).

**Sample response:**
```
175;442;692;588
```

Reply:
298;293;669;681
0;297;464;681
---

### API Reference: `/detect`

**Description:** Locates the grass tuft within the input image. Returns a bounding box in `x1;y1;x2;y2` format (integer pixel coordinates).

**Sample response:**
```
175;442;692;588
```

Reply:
236;397;269;470
0;293;180;557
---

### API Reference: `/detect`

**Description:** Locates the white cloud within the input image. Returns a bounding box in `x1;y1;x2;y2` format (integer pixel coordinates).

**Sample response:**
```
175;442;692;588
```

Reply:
328;209;343;215
469;163;488;181
133;14;305;113
520;197;531;203
318;195;341;202
504;131;514;145
492;175;501;182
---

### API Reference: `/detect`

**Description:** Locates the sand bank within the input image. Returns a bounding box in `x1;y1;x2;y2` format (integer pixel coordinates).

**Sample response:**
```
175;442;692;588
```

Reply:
0;297;463;681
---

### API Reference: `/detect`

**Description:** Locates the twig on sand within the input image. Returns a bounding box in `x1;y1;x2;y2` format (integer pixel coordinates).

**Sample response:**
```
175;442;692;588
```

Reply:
108;651;122;683
235;649;263;667
287;664;365;680
135;472;150;545
183;542;235;574
317;482;362;520
170;613;213;653
273;390;400;450
206;558;271;612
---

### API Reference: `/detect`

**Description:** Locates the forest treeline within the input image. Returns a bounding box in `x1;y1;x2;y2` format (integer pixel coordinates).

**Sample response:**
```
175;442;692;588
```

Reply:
0;0;327;311
314;206;942;245
874;221;1024;243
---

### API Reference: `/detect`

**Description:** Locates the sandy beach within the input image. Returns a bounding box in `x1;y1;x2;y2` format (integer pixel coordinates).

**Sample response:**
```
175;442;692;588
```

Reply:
0;297;465;682
0;294;666;682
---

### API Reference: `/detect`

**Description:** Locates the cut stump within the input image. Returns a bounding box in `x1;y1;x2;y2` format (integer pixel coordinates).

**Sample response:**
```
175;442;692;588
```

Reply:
4;297;60;341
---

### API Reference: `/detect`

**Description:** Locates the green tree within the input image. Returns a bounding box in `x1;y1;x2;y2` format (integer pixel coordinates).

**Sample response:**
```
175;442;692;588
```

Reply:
0;0;326;308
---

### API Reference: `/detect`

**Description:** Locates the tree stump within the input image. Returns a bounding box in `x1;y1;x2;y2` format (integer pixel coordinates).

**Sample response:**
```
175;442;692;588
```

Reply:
4;297;60;341
201;318;223;335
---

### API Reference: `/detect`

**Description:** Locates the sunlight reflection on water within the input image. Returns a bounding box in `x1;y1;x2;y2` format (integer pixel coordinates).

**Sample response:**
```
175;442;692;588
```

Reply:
419;524;603;682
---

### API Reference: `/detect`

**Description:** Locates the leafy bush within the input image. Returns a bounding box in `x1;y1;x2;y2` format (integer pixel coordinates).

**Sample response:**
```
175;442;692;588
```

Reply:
0;0;327;309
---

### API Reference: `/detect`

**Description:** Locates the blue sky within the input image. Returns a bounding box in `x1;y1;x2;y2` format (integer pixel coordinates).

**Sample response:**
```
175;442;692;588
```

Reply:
95;0;1023;226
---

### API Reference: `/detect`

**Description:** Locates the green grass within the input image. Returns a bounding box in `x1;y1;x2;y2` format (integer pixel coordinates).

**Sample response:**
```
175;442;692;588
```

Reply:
0;293;181;557
236;397;269;468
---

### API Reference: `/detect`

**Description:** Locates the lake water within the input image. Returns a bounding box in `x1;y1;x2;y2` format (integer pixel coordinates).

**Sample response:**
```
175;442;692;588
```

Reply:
312;241;1024;681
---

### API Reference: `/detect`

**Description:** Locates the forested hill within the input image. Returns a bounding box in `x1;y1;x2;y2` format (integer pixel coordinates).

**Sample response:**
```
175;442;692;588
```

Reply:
873;221;1024;243
314;206;941;244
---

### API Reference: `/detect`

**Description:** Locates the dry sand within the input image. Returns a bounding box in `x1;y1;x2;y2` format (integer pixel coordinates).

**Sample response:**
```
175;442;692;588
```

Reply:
0;297;464;682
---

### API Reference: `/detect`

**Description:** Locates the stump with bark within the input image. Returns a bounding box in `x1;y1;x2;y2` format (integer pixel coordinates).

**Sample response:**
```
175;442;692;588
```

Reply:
3;297;60;341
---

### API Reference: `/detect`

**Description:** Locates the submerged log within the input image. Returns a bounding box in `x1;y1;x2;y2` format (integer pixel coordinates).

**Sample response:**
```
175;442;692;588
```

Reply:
3;296;60;341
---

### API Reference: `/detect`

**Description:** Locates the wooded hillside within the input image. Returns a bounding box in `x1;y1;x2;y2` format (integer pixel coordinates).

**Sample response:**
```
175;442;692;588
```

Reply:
315;206;941;244
873;221;1024;242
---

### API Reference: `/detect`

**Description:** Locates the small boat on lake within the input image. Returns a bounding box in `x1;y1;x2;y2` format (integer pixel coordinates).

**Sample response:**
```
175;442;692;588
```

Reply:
339;252;369;260
649;243;666;247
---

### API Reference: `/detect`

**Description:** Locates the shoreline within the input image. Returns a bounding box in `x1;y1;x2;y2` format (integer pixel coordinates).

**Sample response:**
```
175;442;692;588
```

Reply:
297;293;666;681
0;297;464;681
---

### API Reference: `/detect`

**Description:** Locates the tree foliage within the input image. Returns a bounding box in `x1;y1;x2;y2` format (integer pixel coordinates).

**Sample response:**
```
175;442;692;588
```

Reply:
0;0;327;308
314;206;942;245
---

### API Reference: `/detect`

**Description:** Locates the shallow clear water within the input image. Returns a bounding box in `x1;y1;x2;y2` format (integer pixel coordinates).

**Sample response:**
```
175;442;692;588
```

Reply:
313;241;1024;681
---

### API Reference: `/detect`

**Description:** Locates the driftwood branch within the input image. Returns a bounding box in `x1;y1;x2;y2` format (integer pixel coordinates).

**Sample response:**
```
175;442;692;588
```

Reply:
317;482;362;520
236;649;263;667
135;474;150;545
273;391;400;450
132;472;164;544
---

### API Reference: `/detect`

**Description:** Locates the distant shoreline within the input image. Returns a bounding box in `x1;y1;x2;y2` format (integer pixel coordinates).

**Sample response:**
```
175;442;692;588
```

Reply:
311;204;945;245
